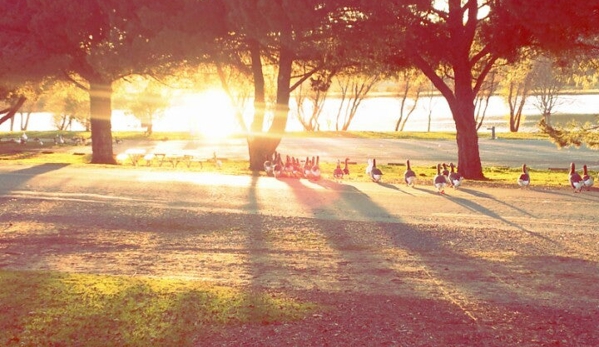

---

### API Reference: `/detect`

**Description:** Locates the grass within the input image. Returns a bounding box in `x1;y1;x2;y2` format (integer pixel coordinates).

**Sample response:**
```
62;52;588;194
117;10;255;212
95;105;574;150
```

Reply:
0;130;582;188
0;270;316;347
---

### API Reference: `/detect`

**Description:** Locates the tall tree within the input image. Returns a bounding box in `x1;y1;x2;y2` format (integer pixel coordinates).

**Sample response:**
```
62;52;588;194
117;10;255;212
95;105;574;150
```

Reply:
355;0;599;179
505;0;599;147
2;0;226;163
222;0;354;170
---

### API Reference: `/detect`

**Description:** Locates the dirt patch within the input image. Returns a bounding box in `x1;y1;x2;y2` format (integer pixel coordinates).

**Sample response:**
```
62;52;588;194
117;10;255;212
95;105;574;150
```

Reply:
1;195;598;346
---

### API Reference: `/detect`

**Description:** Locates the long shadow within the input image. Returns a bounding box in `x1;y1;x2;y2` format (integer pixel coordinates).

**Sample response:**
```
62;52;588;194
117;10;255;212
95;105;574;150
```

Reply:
441;193;556;244
0;163;70;194
458;188;537;218
269;176;599;333
531;186;599;202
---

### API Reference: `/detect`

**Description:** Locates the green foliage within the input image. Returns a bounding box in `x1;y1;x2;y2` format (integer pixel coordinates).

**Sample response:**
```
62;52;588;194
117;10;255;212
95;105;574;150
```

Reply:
540;117;599;149
0;270;316;347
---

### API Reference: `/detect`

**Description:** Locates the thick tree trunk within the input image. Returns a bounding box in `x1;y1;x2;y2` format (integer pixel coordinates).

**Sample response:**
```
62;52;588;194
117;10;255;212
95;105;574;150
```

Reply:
246;39;272;172
248;135;279;171
450;99;484;180
247;30;293;172
89;81;116;164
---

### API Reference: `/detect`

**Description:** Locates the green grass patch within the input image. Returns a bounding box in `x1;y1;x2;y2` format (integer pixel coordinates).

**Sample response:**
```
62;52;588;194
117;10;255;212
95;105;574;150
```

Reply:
0;270;316;347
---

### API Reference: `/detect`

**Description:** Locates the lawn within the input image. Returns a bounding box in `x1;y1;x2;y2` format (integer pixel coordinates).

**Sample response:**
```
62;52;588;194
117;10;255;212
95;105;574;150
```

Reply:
0;130;573;188
0;271;315;347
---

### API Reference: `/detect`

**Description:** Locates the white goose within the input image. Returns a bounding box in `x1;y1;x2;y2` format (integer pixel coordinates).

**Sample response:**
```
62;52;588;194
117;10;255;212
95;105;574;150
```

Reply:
365;158;373;177
569;162;584;193
582;164;594;190
517;163;530;188
263;153;275;177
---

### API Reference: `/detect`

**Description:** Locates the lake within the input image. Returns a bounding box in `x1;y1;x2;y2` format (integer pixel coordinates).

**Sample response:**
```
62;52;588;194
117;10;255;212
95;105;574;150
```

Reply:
2;93;597;135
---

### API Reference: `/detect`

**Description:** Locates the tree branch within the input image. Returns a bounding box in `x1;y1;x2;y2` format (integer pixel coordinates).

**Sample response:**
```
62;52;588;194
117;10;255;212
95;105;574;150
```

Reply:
62;71;89;92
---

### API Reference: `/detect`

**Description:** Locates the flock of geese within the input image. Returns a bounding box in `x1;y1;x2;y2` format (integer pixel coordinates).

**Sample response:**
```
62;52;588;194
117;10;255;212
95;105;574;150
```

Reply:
265;152;596;194
518;162;595;193
263;152;464;194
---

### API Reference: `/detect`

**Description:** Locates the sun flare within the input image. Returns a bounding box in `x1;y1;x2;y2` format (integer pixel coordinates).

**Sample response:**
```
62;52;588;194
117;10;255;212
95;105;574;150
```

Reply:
176;90;239;139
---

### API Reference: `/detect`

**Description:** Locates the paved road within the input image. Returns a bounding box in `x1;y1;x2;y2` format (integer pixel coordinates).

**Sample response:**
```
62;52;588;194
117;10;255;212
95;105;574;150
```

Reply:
1;164;598;233
111;137;598;170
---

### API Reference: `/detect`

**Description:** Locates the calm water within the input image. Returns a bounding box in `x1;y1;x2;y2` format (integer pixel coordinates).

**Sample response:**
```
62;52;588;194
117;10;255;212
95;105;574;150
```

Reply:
2;94;597;134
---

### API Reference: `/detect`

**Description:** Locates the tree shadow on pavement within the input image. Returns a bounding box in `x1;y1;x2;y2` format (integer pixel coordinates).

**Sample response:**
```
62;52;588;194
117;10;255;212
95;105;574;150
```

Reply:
0;163;70;195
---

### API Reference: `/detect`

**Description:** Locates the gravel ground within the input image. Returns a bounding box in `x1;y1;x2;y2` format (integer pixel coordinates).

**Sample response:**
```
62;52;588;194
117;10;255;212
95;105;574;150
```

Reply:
1;172;599;347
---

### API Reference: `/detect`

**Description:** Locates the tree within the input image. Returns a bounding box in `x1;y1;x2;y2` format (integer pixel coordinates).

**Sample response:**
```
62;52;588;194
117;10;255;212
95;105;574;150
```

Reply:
500;57;533;132
538;57;599;148
505;0;599;147
354;0;599;179
395;68;427;132
335;72;380;131
2;0;227;163
221;0;355;170
113;77;173;136
43;81;90;131
474;68;498;131
294;72;334;132
529;56;567;127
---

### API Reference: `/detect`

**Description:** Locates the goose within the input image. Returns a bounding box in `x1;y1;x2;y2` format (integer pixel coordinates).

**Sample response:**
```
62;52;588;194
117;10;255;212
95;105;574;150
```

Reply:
404;159;416;187
263;153;274;176
343;158;350;176
433;163;447;194
303;157;312;178
582;164;594;190
365;158;373;176
448;162;463;188
333;159;344;181
370;158;383;182
310;155;321;180
569;162;584;193
442;163;450;180
273;153;283;178
517;163;530;188
284;155;294;177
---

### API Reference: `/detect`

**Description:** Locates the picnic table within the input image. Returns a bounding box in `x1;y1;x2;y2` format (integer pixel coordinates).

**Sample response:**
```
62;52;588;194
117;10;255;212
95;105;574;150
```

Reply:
145;152;203;168
124;148;147;166
119;148;204;168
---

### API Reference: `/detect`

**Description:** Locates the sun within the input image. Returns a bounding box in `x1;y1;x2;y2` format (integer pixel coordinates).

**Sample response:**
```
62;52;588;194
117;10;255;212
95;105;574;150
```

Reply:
176;90;239;139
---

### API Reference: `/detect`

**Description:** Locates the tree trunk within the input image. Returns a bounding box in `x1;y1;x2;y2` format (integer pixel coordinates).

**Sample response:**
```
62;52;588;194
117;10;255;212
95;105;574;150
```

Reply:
450;99;484;180
248;135;279;171
246;38;272;172
89;81;116;164
247;28;293;171
0;96;26;126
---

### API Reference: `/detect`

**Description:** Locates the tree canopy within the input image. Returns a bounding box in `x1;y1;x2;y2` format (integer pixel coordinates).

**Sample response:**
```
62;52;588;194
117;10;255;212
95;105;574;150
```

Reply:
2;0;599;174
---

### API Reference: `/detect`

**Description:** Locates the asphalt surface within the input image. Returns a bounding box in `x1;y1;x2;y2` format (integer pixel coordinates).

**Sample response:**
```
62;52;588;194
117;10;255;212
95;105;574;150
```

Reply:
111;137;599;170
